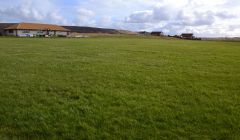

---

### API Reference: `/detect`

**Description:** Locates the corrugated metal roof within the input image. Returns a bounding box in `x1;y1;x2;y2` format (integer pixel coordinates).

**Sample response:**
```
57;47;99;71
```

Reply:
4;23;70;31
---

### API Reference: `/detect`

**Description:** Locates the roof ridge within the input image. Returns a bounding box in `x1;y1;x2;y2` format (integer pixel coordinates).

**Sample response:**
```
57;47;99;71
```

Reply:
16;23;21;29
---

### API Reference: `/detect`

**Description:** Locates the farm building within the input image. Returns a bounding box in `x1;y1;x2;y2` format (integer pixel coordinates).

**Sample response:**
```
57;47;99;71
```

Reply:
151;31;164;36
181;33;194;39
4;23;70;37
138;31;150;36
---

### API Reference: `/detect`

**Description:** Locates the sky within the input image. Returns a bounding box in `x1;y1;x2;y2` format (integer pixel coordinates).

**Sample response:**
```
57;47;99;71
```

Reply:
0;0;240;37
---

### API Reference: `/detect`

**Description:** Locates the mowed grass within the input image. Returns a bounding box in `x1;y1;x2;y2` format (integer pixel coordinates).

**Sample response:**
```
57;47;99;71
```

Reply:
0;37;239;139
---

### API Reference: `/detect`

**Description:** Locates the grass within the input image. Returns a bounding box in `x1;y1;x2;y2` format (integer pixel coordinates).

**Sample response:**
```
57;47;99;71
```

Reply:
0;37;239;139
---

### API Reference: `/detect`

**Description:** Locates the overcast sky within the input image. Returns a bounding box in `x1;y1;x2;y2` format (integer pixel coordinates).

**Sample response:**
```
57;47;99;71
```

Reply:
0;0;240;37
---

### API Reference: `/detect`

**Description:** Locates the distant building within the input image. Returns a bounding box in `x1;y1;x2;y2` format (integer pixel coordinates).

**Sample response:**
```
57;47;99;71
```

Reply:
138;31;150;36
181;33;194;39
4;23;70;37
151;31;164;36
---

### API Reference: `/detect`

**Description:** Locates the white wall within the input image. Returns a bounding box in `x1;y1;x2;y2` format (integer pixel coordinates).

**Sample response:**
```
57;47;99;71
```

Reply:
5;30;68;37
5;30;17;36
55;31;68;36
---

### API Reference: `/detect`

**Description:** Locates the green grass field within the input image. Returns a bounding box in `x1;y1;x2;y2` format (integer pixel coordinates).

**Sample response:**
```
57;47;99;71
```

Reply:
0;37;239;139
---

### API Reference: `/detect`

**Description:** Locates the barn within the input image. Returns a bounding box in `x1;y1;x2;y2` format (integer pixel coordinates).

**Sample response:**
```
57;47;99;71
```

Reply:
151;31;164;36
4;23;70;37
138;31;150;36
181;33;194;40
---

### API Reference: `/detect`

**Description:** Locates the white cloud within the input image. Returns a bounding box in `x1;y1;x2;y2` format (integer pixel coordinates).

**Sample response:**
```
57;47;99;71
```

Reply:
215;11;236;19
75;8;96;26
0;0;67;24
98;16;113;28
125;10;153;23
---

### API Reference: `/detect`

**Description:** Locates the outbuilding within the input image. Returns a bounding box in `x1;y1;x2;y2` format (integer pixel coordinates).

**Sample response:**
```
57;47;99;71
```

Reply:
151;31;164;36
138;31;150;36
181;33;194;40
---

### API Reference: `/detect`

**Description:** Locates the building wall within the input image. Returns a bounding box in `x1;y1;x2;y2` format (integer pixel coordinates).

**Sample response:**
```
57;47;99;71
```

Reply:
5;29;68;37
0;23;16;36
18;30;43;36
151;32;164;36
0;29;5;36
55;31;68;36
5;30;17;36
